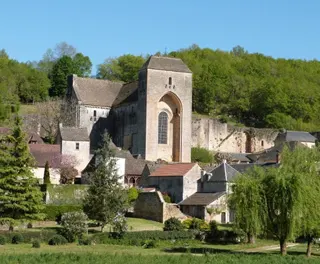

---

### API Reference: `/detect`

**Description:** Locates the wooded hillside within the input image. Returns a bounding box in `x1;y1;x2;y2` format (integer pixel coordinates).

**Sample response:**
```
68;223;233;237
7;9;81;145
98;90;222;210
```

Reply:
2;43;320;131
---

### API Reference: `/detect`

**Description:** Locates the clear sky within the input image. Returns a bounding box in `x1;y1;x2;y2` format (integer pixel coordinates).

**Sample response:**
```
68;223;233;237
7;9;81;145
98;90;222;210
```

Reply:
1;0;319;74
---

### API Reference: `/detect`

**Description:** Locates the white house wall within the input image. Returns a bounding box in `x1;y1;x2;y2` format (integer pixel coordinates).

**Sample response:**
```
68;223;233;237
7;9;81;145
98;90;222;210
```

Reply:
32;168;60;184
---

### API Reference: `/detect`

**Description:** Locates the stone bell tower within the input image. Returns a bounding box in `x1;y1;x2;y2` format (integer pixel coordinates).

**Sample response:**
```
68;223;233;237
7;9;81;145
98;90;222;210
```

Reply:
136;56;192;162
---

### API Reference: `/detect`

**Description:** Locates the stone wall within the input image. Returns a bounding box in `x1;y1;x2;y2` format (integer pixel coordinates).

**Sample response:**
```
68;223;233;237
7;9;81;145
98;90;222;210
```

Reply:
192;116;278;153
134;191;187;223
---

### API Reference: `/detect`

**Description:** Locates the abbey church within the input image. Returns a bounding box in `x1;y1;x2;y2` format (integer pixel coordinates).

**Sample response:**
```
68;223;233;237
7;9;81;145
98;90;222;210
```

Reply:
65;56;193;163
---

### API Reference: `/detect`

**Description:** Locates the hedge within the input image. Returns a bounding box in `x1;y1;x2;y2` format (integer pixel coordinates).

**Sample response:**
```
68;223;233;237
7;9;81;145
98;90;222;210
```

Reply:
44;205;83;221
92;230;196;245
0;230;57;243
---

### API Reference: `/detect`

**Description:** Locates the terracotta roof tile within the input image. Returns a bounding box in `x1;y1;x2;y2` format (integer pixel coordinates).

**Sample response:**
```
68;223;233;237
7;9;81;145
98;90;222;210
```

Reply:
149;163;196;177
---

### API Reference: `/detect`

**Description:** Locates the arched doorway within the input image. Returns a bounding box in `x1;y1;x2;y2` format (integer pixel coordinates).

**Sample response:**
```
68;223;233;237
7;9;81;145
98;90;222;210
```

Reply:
157;92;182;162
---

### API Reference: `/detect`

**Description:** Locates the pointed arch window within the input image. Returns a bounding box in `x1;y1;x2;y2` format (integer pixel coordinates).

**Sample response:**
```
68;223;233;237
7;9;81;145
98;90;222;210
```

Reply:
158;112;168;144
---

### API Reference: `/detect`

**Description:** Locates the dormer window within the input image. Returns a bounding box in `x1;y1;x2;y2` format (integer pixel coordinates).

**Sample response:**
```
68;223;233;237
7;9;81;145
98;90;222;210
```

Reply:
76;143;79;150
168;77;172;85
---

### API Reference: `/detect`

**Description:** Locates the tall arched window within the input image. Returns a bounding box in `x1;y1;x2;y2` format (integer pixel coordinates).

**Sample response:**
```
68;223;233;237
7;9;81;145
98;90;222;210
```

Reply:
158;112;168;144
168;77;172;85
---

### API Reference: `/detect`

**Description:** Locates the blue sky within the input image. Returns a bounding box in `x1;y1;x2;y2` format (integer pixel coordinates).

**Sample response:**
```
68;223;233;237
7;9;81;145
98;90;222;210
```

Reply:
1;0;319;74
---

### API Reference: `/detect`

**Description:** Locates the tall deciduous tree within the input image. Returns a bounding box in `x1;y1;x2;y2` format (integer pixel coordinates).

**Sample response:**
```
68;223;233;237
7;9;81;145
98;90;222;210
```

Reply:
0;116;44;229
73;53;92;77
97;54;145;82
83;133;128;232
229;166;266;244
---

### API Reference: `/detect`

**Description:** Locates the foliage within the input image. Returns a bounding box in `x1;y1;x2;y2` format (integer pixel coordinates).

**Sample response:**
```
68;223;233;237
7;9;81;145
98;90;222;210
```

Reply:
78;235;93;246
48;234;68;245
97;54;145;82
127;187;139;204
0;235;6;245
43;161;51;184
11;233;24;244
0;116;45;228
60;167;78;184
191;147;214;164
112;213;128;238
163;218;183;231
229;166;266;244
32;239;41;248
59;211;88;242
0;230;56;243
83;133;128;232
162;193;171;203
142;239;157;248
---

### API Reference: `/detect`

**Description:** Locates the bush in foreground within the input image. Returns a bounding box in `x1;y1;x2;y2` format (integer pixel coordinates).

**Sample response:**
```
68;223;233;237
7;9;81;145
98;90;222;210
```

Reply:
12;234;24;244
59;211;88;242
48;235;68;246
32;239;41;248
163;217;183;231
0;235;6;245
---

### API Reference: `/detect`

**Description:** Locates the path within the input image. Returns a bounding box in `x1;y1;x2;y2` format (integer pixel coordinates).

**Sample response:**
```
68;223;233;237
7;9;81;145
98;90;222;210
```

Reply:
241;243;298;253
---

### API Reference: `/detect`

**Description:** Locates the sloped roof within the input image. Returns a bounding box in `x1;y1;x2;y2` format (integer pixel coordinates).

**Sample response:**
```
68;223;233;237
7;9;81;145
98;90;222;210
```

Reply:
225;152;250;163
60;127;89;141
29;144;61;168
72;75;123;107
231;163;280;174
179;192;226;206
142;56;192;73
112;81;138;106
149;163;196;177
207;162;240;182
277;131;316;143
0;127;44;144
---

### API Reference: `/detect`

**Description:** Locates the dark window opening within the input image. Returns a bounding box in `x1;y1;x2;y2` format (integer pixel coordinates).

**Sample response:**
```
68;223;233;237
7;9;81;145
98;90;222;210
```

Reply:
158;112;168;144
261;140;264;147
76;143;79;150
169;77;172;85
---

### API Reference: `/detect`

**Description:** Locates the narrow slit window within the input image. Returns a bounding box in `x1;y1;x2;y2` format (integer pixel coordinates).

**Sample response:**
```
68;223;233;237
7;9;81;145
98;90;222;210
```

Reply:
76;142;79;150
158;112;168;144
93;110;97;117
168;77;172;85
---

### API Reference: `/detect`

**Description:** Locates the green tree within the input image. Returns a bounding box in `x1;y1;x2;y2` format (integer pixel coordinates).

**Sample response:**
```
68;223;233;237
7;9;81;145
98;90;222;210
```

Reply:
83;133;128;232
73;53;92;77
97;54;145;82
229;166;266;244
49;56;74;97
43;161;51;184
0;116;44;229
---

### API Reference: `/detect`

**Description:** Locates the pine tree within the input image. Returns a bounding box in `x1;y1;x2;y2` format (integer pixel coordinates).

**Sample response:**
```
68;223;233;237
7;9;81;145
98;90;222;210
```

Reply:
0;116;45;229
43;161;51;184
83;133;128;232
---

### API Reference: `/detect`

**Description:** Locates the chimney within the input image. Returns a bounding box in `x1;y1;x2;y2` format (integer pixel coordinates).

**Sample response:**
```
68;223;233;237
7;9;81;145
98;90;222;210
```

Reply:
222;159;227;164
200;170;206;182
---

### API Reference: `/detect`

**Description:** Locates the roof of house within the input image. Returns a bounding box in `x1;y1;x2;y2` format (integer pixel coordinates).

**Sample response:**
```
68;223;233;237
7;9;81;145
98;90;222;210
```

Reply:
72;75;123;107
112;81;138;106
207;162;240;182
142;56;192;73
29;144;61;168
1;127;44;144
179;192;226;206
60;127;89;141
231;163;280;173
225;152;250;163
277;130;316;143
149;163;196;177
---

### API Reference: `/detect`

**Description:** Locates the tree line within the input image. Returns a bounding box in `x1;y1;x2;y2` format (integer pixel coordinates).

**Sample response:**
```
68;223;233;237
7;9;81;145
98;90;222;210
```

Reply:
3;42;320;131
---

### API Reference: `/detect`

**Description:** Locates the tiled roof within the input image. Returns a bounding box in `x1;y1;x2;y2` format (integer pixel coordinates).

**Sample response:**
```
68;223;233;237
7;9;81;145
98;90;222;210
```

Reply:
179;192;226;206
224;152;250;163
60;127;89;141
231;163;280;173
149;163;196;177
142;56;192;73
112;81;138;106
207;162;240;182
29;144;61;168
72;75;123;107
277;131;316;143
0;127;44;144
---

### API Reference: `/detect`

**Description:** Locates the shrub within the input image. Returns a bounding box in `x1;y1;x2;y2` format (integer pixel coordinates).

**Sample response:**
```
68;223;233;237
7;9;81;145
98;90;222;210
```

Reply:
32;239;41;248
44;204;83;221
191;147;214;163
12;234;24;244
59;211;88;242
142;239;157;248
0;230;56;243
163;218;183;231
27;222;33;229
182;218;193;229
128;187;139;204
209;220;218;233
48;235;68;245
78;236;93;246
0;235;6;245
162;193;171;203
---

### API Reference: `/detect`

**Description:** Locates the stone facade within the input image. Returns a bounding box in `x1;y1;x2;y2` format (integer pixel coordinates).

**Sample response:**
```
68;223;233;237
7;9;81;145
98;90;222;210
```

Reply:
192;117;278;153
134;191;187;223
